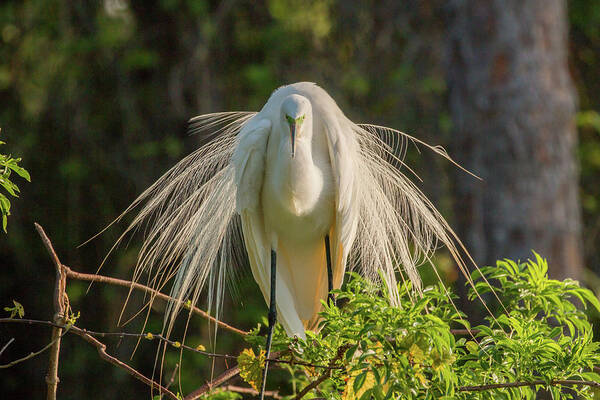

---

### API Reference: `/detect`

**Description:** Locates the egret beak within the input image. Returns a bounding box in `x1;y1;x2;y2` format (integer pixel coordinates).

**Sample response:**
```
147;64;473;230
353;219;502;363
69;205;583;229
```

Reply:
289;121;297;158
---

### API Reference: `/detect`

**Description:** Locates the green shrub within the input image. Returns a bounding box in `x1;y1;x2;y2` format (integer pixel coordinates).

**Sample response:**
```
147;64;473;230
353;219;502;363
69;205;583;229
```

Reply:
233;254;600;399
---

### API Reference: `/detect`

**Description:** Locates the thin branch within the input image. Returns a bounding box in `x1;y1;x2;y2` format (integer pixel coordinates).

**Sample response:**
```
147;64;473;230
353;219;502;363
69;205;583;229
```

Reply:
35;223;65;317
37;222;247;336
63;265;248;336
223;385;281;399
0;318;178;399
0;338;15;356
0;319;340;372
459;379;600;391
74;327;179;400
159;364;180;400
293;344;351;400
183;350;283;400
293;372;330;400
0;318;235;358
166;363;180;389
0;325;71;369
184;365;241;400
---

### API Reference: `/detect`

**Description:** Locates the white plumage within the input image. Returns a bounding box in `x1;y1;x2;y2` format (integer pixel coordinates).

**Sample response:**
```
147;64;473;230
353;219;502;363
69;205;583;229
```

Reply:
232;87;351;337
106;82;478;341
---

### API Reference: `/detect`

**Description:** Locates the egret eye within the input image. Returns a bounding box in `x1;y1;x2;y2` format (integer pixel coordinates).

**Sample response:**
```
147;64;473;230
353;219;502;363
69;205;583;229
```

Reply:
285;115;295;125
297;115;305;124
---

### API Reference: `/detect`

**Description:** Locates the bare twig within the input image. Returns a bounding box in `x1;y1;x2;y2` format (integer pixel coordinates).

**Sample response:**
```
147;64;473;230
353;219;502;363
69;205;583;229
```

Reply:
0;318;236;359
75;327;179;400
0;318;238;360
0;338;15;357
35;223;66;400
184;365;241;400
0;319;341;372
35;224;65;314
63;265;248;336
0;318;178;399
293;344;351;400
183;351;282;400
293;373;330;400
166;363;180;389
459;379;600;391
0;326;71;369
223;385;281;399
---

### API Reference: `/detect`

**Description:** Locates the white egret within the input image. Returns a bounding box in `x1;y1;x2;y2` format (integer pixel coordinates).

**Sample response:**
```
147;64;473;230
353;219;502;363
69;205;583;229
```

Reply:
104;82;483;397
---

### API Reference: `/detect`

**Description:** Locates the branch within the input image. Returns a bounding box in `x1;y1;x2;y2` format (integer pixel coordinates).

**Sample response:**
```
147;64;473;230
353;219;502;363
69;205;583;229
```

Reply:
0;318;236;358
35;223;66;400
223;385;281;399
0;338;15;357
459;379;600;391
74;327;179;400
184;365;241;400
293;344;351;400
293;372;330;400
36;222;247;336
63;265;248;336
35;223;64;317
166;363;179;389
0;318;341;373
0;318;177;399
0;325;72;369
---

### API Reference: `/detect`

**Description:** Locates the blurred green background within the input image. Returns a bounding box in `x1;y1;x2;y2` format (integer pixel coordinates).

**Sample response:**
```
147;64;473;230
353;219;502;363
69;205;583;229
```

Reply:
1;0;600;398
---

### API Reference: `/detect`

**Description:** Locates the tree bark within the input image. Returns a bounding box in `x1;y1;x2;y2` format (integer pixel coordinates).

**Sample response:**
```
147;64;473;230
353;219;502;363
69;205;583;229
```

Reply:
446;0;582;279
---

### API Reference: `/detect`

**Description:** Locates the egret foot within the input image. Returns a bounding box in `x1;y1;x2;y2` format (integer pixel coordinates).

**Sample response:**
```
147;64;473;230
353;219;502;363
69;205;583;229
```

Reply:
260;250;277;400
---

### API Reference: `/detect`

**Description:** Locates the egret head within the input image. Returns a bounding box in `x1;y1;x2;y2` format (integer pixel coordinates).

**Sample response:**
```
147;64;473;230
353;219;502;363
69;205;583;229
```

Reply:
281;94;312;158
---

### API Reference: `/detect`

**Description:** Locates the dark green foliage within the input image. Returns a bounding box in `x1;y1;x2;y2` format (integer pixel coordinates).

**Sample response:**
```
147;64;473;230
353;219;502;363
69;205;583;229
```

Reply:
0;134;30;232
235;255;600;399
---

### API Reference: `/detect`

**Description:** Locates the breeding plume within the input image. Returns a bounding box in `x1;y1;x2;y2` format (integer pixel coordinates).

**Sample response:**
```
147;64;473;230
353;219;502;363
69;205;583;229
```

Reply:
106;82;478;392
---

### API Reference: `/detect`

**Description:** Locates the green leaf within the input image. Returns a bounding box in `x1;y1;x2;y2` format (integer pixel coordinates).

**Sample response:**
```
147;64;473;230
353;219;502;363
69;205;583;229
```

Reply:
7;163;30;182
4;300;24;318
237;348;265;391
578;288;600;312
353;371;368;393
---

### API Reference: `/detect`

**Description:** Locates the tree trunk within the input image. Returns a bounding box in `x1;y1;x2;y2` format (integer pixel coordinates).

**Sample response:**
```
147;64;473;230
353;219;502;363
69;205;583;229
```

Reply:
445;0;582;280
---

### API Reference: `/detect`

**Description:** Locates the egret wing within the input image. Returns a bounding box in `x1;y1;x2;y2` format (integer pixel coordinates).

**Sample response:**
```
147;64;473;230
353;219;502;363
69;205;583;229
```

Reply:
323;119;360;293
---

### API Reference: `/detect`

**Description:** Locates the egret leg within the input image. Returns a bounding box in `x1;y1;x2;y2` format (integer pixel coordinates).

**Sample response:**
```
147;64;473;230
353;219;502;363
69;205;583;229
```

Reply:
325;234;335;306
260;250;277;400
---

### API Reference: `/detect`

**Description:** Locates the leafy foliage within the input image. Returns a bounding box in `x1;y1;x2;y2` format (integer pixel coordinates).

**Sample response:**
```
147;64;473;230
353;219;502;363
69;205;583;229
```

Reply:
237;348;266;391
3;300;24;319
0;132;30;232
232;255;600;399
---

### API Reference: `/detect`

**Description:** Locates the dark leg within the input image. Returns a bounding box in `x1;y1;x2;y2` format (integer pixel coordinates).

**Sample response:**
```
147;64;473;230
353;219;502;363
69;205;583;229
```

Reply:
260;250;277;400
325;234;335;306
